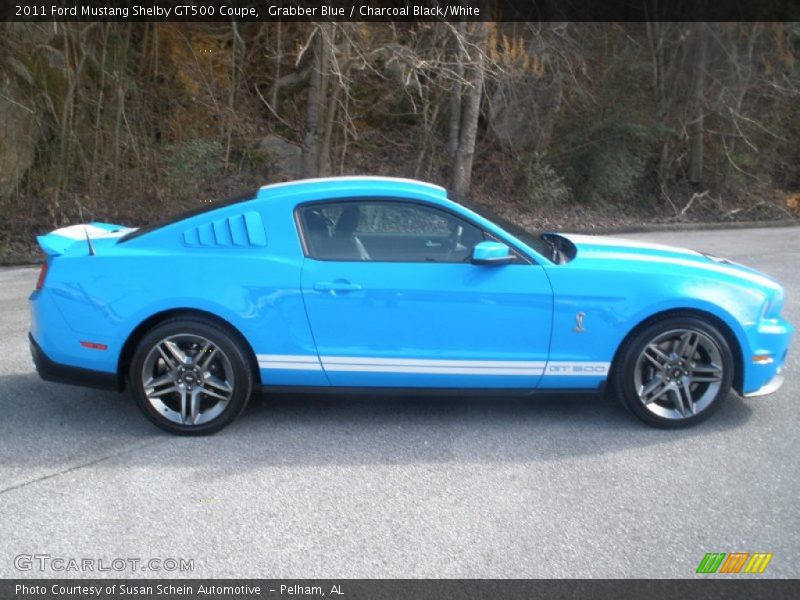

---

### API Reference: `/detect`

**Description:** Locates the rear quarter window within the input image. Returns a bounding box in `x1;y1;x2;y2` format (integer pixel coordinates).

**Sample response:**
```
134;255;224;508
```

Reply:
117;189;258;244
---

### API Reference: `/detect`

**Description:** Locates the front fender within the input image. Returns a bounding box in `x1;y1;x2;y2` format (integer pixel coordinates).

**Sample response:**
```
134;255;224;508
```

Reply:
544;265;766;390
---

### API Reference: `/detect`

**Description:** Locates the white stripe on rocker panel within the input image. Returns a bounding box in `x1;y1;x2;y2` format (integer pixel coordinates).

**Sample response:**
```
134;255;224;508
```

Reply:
255;355;610;376
320;356;545;368
544;362;610;376
258;362;324;371
257;354;323;371
322;364;543;375
257;354;320;363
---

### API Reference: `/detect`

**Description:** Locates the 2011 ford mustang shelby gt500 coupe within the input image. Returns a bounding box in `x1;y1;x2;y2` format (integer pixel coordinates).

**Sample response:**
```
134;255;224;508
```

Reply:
29;177;792;434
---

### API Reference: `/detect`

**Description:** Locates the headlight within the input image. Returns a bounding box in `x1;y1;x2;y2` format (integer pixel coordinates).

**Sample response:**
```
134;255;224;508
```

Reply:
763;288;785;319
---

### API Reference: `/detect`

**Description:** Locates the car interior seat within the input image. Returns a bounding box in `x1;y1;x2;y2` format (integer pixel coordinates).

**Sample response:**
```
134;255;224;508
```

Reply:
330;206;370;260
303;210;332;257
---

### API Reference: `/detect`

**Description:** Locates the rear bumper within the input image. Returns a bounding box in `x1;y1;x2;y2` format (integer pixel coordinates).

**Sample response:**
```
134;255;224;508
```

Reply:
29;333;118;390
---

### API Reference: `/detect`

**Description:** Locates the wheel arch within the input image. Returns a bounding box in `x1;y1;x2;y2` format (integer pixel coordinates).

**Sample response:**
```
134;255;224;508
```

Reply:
609;308;745;395
117;308;261;389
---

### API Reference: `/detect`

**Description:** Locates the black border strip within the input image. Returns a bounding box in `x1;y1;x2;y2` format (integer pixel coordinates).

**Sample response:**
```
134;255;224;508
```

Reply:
3;579;800;600
4;0;800;23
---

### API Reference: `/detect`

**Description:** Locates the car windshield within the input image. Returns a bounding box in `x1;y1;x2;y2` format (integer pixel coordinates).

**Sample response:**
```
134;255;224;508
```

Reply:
454;196;553;260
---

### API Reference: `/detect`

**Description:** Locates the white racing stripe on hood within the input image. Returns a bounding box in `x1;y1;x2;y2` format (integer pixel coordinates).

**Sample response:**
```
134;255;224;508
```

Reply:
558;233;701;255
587;251;780;290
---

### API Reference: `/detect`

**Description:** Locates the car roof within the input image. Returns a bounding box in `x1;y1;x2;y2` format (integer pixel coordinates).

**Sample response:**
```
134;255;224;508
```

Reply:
117;177;449;244
256;176;447;200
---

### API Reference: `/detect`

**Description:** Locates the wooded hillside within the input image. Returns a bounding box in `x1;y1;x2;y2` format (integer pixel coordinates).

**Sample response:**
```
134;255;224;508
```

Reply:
1;22;798;256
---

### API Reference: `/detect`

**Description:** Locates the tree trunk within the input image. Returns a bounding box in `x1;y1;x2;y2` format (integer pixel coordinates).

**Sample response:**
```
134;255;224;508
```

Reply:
224;20;243;169
316;24;334;176
727;22;758;157
688;23;708;184
302;27;322;178
90;23;110;198
448;22;465;161
451;22;487;197
270;21;282;114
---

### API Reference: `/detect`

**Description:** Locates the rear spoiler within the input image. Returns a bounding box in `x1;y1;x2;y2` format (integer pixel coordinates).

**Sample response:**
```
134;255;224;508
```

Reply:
37;222;136;257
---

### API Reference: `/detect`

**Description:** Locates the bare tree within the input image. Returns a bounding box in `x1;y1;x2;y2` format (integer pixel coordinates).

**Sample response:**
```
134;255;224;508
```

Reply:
448;22;466;161
299;23;361;178
451;22;488;196
688;22;709;184
301;26;323;178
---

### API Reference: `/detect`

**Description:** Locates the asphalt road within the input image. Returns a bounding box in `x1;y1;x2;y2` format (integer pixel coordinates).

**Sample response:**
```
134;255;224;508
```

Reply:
0;227;797;579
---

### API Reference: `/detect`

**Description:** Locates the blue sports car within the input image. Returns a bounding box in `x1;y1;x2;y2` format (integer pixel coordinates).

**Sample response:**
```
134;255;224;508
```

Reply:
29;176;792;434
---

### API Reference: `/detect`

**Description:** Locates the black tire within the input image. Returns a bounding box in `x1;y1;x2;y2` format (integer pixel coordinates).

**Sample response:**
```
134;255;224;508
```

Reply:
129;317;253;435
613;315;734;428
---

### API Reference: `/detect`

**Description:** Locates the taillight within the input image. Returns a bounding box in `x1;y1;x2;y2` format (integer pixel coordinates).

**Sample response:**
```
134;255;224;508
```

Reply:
35;261;48;291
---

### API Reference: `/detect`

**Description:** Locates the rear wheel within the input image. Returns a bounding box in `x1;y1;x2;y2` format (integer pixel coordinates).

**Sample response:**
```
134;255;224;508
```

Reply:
129;318;253;435
614;316;734;428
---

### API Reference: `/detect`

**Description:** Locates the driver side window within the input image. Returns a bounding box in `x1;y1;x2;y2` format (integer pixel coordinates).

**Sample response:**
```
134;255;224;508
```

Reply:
299;200;484;262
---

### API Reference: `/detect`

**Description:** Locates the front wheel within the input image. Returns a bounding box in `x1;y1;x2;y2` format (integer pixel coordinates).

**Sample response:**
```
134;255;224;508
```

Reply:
614;316;734;428
129;318;253;435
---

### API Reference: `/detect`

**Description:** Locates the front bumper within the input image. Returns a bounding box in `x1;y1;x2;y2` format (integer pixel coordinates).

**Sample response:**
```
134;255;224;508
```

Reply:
29;333;118;390
743;371;784;398
741;315;792;395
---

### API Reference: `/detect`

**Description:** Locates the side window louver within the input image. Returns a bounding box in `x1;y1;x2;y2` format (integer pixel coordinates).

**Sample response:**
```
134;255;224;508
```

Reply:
182;212;267;248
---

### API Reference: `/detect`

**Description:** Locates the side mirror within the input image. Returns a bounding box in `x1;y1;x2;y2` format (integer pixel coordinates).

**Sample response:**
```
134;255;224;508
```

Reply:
471;241;515;265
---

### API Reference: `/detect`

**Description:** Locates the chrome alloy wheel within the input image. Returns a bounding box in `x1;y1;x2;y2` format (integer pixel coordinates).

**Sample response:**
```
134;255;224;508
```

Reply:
633;328;724;420
141;334;234;426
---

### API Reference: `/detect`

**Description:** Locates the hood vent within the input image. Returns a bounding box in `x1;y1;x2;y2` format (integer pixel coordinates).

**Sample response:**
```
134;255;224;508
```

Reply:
702;253;734;265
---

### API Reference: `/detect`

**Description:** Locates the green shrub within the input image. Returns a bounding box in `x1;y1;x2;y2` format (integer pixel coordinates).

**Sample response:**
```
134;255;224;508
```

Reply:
524;160;571;207
555;79;673;206
162;140;224;202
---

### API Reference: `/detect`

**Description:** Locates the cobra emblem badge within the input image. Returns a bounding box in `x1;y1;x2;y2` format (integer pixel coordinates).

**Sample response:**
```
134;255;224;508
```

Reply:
573;311;586;333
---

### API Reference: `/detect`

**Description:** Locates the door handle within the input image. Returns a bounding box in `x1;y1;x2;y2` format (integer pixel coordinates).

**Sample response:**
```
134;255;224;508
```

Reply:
313;281;362;292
